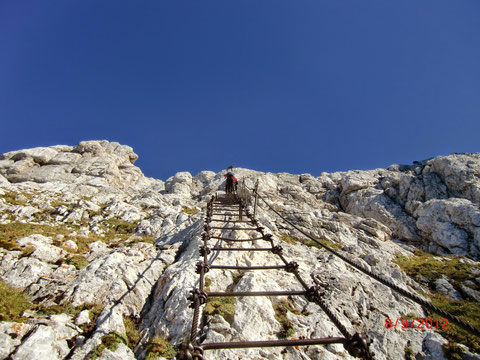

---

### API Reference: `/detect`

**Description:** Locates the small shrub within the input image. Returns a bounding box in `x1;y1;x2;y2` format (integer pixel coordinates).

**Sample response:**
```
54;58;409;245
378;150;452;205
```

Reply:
0;280;32;321
204;297;235;324
404;344;415;360
204;277;212;289
145;336;176;360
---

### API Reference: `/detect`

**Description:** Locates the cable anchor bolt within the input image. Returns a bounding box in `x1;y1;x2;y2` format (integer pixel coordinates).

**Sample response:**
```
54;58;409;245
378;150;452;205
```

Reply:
195;261;210;274
305;286;320;302
271;245;283;255
199;246;211;256
345;333;372;359
187;289;208;308
285;261;299;273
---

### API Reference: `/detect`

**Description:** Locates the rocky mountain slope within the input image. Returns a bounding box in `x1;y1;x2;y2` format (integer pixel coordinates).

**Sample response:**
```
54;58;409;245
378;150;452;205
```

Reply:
0;141;479;360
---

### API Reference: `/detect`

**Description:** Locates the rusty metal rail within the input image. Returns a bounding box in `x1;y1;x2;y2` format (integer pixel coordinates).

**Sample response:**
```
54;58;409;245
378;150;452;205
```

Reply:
209;226;259;230
178;195;373;360
210;212;242;216
196;261;288;271
210;219;252;223
210;235;264;241
209;246;279;252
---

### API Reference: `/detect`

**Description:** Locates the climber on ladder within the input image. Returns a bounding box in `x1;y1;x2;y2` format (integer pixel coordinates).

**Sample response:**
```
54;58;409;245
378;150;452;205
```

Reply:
224;171;238;195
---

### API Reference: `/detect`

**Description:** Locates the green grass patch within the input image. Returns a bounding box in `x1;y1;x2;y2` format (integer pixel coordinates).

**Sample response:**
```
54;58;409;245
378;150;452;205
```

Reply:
400;312;419;321
232;272;243;286
303;238;343;251
279;233;343;251
393;250;478;288
90;332;127;359
123;316;141;350
204;297;235;324
279;234;297;245
66;255;89;270
145;336;176;360
50;199;65;208
1;191;31;206
105;219;137;234
19;246;35;258
79;304;105;337
204;277;212;289
394;249;480;357
443;342;465;360
430;294;480;356
0;222;68;251
0;280;33;321
0;280;103;326
273;299;302;338
36;302;103;327
0;221;154;255
182;207;199;215
123;235;157;246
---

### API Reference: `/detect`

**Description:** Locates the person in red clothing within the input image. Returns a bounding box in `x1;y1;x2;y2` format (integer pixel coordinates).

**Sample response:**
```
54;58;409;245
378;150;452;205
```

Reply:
224;172;238;194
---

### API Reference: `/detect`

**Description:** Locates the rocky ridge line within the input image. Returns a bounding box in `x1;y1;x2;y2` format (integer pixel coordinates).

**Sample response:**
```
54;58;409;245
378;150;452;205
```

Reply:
0;141;479;360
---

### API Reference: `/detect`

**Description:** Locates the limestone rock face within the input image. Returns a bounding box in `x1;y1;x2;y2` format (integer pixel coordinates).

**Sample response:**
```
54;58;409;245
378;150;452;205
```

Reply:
0;140;154;193
424;154;480;204
415;198;480;256
0;143;479;359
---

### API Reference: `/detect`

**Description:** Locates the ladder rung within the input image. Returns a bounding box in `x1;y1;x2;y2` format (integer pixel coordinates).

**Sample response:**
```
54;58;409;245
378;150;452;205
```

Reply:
210;264;285;270
211;247;275;251
201;337;346;350
211;213;243;216
209;227;258;231
210;219;253;223
211;236;264;241
207;290;306;297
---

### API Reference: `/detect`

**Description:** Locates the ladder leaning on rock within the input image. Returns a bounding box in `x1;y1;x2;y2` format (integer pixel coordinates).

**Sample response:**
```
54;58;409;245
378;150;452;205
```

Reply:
177;194;373;360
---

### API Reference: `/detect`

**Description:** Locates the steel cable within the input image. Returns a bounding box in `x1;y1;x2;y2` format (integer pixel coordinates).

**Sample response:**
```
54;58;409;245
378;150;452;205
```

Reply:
248;187;480;337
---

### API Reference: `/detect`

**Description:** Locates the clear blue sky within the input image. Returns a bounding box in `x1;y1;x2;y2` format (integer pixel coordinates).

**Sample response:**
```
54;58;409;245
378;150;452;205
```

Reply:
1;1;479;180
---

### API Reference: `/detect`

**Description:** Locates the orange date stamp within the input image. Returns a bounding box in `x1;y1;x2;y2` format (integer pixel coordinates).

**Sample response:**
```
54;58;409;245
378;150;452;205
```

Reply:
384;318;448;329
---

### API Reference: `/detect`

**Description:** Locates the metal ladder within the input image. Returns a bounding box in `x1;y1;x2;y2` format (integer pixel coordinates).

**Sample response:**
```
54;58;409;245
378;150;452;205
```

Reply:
177;195;372;359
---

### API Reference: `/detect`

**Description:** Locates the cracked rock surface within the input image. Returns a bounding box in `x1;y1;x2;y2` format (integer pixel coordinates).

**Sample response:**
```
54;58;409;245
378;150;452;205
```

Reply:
0;141;479;359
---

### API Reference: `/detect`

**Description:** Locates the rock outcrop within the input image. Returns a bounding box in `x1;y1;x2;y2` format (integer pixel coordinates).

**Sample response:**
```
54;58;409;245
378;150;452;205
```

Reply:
0;141;479;360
